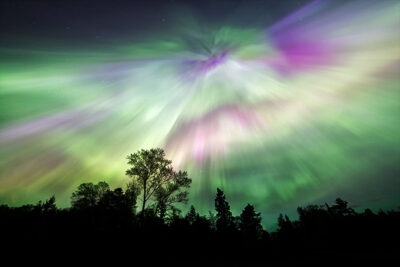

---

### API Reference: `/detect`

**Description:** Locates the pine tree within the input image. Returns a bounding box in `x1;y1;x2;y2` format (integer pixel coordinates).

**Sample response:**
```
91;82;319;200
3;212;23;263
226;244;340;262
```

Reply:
185;205;198;224
214;188;234;232
239;204;263;240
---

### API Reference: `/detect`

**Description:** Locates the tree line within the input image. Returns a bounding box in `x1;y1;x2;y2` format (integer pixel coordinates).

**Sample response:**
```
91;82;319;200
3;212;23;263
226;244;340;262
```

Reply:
0;148;399;263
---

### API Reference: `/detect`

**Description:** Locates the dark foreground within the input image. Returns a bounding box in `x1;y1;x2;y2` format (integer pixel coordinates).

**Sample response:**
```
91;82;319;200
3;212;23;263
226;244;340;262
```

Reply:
1;196;399;265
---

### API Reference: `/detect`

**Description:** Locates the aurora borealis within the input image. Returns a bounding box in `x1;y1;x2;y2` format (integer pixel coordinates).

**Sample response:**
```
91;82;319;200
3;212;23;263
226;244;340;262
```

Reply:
0;0;399;225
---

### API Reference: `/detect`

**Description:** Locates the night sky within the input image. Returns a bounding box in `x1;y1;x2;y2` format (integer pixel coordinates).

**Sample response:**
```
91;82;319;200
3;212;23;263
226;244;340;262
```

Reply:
1;0;399;227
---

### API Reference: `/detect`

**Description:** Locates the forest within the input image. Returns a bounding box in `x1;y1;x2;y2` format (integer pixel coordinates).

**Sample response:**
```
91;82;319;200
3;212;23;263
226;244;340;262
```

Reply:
1;148;399;264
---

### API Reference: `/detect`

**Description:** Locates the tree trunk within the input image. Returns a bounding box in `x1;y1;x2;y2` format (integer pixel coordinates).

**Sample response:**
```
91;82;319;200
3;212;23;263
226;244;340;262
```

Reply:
142;181;146;215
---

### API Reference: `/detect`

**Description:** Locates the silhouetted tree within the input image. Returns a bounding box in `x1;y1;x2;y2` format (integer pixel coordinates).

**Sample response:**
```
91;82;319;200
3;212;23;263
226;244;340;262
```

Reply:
98;188;132;212
363;208;374;217
71;181;109;209
153;170;191;219
277;213;293;233
297;204;328;224
208;211;217;231
126;148;192;217
186;205;199;224
328;198;356;216
125;180;141;214
1;186;400;264
239;204;264;240
214;188;235;232
42;195;57;214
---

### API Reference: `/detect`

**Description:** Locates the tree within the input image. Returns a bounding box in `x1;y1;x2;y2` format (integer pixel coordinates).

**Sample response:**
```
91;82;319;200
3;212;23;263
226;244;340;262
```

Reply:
239;204;263;240
329;198;356;216
33;195;57;215
186;205;199;224
126;148;192;216
71;181;110;209
98;188;132;213
43;195;57;214
214;188;234;232
208;211;217;231
125;180;141;214
153;171;191;219
277;213;293;233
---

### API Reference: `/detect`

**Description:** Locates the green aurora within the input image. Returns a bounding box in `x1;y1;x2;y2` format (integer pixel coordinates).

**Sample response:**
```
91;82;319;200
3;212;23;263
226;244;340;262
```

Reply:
0;0;399;226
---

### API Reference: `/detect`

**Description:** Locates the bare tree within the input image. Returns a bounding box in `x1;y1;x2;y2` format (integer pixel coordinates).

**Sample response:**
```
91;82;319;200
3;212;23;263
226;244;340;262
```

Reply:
126;148;191;217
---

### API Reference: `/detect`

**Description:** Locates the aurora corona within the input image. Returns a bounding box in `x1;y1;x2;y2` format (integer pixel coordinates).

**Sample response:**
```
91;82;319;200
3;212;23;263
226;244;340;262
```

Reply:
0;0;399;224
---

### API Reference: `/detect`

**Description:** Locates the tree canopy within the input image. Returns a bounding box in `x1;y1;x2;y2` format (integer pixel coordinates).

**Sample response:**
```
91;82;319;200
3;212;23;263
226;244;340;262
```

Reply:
71;181;110;209
126;148;192;218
